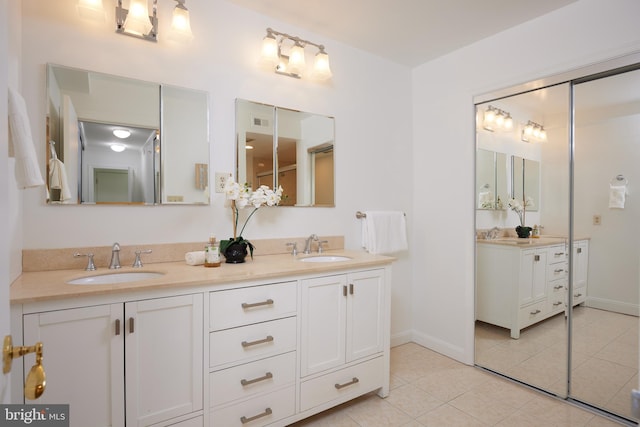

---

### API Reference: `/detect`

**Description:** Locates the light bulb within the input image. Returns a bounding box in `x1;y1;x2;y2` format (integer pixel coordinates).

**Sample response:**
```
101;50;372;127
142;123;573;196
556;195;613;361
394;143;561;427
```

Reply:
123;0;152;36
113;129;131;139
169;3;193;42
288;43;306;76
312;50;332;80
111;143;126;152
524;123;534;136
539;129;547;141
495;111;505;127
504;114;513;130
261;33;279;67
484;108;496;124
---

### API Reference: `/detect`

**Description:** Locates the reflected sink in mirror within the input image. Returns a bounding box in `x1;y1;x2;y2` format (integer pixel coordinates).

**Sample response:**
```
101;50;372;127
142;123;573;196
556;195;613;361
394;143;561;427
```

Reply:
298;255;351;263
67;272;164;285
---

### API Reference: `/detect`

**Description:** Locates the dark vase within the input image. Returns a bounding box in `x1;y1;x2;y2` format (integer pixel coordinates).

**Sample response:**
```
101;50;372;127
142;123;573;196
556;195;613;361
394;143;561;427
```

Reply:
516;226;532;238
223;241;248;263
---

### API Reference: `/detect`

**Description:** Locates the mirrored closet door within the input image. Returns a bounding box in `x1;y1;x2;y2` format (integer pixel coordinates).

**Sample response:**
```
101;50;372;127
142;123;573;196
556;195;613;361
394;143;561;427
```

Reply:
475;61;640;424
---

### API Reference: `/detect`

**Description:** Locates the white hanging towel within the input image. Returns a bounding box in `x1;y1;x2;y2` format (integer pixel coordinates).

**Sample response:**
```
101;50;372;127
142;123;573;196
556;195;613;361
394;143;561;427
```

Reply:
361;211;408;255
609;185;626;209
49;157;72;202
7;86;45;188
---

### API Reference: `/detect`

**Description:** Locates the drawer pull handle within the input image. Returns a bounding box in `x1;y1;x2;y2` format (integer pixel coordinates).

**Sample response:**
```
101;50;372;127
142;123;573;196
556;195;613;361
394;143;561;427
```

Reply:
334;377;359;390
240;407;272;424
553;285;564;290
115;319;121;336
574;293;583;298
241;335;274;348
530;309;541;315
553;301;563;307
554;252;565;256
577;247;582;254
240;371;273;386
241;299;274;309
554;269;564;273
534;255;540;262
349;283;354;295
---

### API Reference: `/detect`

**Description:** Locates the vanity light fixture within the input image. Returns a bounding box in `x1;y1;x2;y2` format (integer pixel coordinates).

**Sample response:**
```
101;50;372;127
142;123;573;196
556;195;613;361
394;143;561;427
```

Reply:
260;28;333;80
111;143;126;152
115;0;193;42
483;106;513;132
521;120;547;142
113;129;131;139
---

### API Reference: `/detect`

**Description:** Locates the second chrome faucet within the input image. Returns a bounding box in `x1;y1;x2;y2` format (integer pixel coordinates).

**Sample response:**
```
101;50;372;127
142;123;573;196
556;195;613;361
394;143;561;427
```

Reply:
109;242;121;269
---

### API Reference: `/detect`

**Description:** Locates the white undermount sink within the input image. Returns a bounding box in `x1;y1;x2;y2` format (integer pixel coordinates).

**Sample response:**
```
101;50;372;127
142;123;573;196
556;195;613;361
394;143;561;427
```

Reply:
67;271;164;285
298;255;351;263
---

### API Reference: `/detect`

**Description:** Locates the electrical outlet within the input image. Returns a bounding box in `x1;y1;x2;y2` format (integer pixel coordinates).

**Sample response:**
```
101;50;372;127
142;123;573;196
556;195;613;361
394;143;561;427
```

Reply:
593;214;602;225
215;172;231;193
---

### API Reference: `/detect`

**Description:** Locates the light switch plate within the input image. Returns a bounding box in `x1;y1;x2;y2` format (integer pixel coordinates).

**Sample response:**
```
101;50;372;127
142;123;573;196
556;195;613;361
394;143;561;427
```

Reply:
215;172;231;193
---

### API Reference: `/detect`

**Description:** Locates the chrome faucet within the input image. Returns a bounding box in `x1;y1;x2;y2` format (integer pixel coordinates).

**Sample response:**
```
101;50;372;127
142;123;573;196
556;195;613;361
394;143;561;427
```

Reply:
485;227;500;240
303;234;318;254
109;242;121;269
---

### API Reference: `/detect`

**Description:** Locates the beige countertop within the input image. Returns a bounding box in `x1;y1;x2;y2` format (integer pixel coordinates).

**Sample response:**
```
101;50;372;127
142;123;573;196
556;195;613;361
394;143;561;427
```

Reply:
11;250;394;304
477;236;589;248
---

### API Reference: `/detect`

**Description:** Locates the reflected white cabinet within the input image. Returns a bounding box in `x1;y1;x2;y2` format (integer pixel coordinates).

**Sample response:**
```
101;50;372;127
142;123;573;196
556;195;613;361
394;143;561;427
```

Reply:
23;294;203;427
572;240;589;305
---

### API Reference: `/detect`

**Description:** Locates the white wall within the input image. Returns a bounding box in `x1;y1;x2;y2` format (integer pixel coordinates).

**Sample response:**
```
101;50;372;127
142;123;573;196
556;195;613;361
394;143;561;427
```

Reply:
18;0;414;342
412;0;640;363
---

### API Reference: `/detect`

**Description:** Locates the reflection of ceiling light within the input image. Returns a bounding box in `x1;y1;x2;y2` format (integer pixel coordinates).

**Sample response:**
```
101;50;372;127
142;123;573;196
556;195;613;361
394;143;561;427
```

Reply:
245;145;254;150
113;129;131;139
114;0;193;43
521;120;547;142
110;143;126;152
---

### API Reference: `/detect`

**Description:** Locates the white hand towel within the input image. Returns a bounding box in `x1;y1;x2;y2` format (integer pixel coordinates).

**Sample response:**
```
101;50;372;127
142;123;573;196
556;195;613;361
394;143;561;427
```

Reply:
49;157;72;202
361;211;408;255
185;251;206;266
609;185;626;209
8;87;45;188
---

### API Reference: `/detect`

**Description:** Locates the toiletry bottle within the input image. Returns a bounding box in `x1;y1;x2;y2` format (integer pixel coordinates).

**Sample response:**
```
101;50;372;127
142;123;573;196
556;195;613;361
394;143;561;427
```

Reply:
204;235;221;267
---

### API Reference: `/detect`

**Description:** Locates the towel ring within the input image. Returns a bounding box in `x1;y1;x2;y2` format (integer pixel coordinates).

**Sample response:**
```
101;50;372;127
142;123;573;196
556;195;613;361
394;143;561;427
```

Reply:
610;174;628;186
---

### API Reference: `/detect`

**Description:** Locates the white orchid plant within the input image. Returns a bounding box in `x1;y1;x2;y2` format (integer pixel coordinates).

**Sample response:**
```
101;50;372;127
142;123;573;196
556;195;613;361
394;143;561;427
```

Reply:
508;196;534;227
222;179;284;258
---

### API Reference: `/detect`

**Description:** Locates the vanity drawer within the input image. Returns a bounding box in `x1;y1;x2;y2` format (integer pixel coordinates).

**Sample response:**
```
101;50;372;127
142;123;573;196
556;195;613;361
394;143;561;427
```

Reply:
210;385;295;427
547;279;566;314
300;356;384;412
210;351;296;407
210;317;297;368
547;246;567;264
209;281;297;331
518;301;547;328
547;263;568;281
572;286;587;306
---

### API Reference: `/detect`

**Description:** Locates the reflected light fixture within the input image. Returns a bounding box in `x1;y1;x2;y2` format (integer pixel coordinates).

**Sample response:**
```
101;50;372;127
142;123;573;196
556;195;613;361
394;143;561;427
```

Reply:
521;120;547;142
111;143;126;152
260;28;332;80
115;0;193;42
113;129;131;139
483;105;513;132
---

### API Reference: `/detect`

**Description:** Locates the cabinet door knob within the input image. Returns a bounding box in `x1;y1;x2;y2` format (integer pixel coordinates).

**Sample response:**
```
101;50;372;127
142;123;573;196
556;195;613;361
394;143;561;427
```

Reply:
241;299;274;309
241;335;274;348
334;377;359;390
240;371;273;386
240;407;272;424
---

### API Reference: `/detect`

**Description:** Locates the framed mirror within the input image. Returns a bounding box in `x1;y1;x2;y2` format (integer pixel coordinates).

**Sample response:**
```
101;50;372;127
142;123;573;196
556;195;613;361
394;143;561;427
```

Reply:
46;64;209;205
476;149;507;209
235;99;335;207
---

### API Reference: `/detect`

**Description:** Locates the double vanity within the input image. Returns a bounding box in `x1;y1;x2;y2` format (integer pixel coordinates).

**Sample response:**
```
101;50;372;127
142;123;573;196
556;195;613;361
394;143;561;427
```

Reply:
476;236;589;339
10;245;393;427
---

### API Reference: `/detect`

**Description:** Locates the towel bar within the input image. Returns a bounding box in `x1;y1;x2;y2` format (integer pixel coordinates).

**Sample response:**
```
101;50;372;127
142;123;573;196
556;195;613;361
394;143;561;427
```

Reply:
355;211;406;219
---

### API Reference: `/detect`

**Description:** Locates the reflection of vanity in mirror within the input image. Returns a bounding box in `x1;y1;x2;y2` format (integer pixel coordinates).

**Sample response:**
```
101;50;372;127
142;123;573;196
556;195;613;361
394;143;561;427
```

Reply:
46;64;209;205
235;99;335;207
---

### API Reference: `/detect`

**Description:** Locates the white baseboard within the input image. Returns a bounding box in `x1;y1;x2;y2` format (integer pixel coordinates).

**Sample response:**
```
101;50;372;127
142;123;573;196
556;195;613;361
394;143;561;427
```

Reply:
410;329;471;365
390;330;412;348
586;297;639;316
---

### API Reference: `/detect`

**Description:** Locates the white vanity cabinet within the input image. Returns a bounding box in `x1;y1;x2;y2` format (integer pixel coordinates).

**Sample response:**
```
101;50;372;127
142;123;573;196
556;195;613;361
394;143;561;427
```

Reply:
572;240;589;305
208;281;297;427
299;269;387;412
21;293;204;427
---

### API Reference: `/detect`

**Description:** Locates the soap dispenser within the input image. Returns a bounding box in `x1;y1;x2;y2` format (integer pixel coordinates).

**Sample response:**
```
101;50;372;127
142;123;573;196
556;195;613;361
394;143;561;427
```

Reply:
204;235;221;267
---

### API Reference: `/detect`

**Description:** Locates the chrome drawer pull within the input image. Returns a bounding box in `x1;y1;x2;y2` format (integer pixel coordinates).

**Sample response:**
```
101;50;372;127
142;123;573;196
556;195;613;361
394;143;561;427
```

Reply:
554;269;564;273
241;372;273;386
334;377;359;390
574;293;583;298
553;301;563;306
241;335;274;348
240;407;272;424
530;309;541;315
554;252;565;257
241;299;274;309
553;285;564;290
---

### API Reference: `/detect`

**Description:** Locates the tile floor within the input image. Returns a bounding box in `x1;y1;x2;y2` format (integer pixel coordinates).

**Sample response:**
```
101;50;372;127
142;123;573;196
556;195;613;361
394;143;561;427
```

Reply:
290;341;630;426
476;306;638;422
